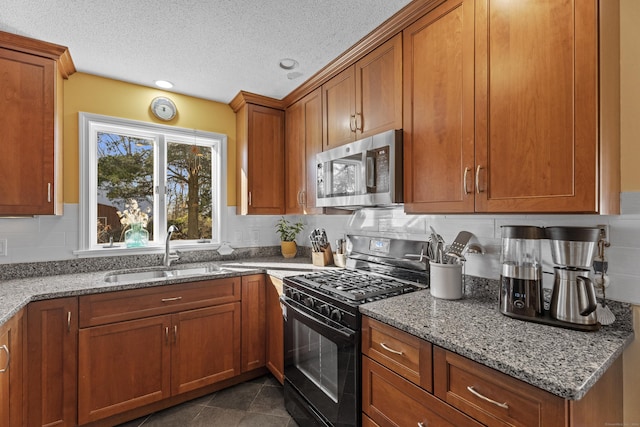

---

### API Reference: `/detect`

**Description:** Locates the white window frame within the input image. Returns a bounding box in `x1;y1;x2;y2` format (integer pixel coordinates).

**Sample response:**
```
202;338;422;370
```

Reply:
76;112;227;256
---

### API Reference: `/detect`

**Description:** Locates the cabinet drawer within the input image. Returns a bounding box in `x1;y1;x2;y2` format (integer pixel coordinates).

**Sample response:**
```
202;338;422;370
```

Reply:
363;356;483;427
433;346;565;426
80;277;241;327
362;316;432;391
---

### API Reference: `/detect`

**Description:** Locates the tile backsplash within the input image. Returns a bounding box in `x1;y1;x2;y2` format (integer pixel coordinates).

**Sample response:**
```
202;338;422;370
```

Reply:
1;193;638;305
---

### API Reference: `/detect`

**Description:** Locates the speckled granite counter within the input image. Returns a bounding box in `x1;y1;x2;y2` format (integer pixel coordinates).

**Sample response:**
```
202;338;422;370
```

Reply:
0;256;328;327
359;278;634;401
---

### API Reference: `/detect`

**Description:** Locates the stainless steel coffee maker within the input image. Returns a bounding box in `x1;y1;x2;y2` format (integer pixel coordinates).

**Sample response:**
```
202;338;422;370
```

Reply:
546;227;600;330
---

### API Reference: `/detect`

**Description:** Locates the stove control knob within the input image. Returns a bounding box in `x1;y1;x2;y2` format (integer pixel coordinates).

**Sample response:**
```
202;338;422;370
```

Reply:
330;309;342;323
291;290;301;302
303;296;314;309
319;304;331;317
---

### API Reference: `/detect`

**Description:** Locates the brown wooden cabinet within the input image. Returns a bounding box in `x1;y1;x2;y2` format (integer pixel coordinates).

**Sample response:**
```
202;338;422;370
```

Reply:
26;297;78;427
241;274;266;372
403;0;620;214
0;31;75;216
231;91;285;215
322;34;402;149
285;88;323;214
0;310;24;427
362;315;624;427
77;278;242;424
265;276;284;384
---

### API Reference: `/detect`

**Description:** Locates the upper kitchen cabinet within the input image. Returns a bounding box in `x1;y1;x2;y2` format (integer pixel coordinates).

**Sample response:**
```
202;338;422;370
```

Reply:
285;88;323;214
322;34;403;149
404;0;620;214
231;92;285;215
0;31;76;216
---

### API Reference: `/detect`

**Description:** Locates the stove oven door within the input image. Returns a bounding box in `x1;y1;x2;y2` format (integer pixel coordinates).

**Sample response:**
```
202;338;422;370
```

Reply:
281;296;358;427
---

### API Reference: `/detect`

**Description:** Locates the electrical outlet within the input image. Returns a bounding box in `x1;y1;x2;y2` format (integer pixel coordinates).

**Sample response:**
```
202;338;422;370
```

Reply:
0;239;7;257
597;224;610;245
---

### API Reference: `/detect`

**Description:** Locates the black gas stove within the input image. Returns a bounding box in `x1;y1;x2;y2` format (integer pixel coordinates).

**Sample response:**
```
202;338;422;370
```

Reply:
282;235;429;427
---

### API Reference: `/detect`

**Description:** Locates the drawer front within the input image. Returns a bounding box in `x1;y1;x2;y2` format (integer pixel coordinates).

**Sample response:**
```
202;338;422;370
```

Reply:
433;346;565;427
362;316;432;391
80;277;242;327
363;356;483;427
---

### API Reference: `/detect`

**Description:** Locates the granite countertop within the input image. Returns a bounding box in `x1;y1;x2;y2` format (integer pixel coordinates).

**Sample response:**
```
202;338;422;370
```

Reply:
0;256;327;326
359;278;635;401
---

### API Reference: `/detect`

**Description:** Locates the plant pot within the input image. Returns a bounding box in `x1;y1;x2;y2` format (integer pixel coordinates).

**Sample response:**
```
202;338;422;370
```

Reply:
280;241;297;258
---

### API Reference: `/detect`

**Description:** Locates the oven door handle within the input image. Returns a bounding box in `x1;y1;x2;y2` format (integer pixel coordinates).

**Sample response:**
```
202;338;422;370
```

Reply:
280;296;355;341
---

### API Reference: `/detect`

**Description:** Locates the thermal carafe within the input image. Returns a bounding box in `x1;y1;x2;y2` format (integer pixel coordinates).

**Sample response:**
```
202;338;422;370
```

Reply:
546;227;600;326
499;226;545;319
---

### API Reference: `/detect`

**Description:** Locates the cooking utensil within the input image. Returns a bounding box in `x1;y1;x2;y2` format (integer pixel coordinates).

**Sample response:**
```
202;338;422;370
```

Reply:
446;231;473;263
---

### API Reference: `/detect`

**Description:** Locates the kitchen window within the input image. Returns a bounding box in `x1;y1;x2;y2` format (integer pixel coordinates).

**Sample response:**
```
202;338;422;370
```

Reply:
77;112;227;254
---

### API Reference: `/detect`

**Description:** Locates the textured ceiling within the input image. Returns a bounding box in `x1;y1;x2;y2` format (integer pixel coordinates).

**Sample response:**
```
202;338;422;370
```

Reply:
0;0;412;103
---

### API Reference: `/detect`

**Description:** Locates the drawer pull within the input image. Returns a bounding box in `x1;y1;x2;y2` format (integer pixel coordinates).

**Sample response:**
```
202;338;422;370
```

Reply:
467;386;509;409
161;296;183;303
0;344;9;373
67;311;72;332
380;342;404;356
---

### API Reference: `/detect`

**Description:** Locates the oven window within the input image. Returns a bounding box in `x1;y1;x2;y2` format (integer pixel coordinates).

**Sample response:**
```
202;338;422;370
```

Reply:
292;318;339;403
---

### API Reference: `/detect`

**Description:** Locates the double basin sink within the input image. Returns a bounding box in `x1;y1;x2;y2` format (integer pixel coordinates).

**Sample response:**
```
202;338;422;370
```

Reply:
104;265;233;283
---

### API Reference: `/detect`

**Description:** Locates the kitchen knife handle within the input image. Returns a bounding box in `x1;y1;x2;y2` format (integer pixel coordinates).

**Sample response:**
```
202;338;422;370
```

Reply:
463;167;470;195
467;386;509;409
475;165;485;193
380;342;404;356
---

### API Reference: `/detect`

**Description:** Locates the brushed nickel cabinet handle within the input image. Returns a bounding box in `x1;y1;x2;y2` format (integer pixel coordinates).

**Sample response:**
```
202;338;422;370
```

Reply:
165;327;169;344
355;113;363;132
380;342;404;356
161;296;183;303
463;167;470;195
467;386;509;409
248;191;252;206
301;190;306;207
475;165;484;193
418;422;427;427
0;345;9;373
47;183;52;203
349;115;356;132
173;325;178;343
67;311;72;332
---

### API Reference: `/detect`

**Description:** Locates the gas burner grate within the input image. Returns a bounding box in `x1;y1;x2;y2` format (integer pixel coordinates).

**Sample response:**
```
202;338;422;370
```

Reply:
297;270;418;301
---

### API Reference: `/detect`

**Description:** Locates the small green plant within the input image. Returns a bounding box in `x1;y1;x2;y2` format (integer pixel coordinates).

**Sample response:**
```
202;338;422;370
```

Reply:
275;217;304;242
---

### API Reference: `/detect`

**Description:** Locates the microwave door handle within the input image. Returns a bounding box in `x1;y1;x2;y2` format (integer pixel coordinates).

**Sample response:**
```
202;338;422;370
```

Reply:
366;154;375;189
280;296;355;341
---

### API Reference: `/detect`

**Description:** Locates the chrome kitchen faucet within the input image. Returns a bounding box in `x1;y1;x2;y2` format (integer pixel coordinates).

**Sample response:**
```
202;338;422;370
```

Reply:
163;225;180;267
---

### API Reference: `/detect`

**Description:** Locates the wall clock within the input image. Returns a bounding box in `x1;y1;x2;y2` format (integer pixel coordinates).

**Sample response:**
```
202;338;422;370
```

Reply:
150;96;177;121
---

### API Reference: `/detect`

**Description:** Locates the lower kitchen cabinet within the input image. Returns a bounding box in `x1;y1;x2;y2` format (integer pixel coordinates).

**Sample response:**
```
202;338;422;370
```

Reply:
241;274;266;372
362;315;623;427
27;297;78;427
265;276;284;384
0;309;24;427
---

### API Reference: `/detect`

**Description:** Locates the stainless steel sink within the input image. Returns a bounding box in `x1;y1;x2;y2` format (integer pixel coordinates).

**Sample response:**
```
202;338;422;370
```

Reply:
104;265;231;283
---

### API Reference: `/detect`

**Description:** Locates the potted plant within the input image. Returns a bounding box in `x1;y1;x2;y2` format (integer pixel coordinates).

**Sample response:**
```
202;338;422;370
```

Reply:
275;216;304;258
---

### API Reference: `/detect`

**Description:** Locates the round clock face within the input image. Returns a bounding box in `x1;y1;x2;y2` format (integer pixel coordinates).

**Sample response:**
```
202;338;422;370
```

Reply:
151;97;177;121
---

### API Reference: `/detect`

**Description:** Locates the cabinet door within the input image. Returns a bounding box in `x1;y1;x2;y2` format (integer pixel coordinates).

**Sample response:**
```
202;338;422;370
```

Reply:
323;66;356;148
355;33;403;138
241;274;266;372
362;356;483;427
0;311;23;427
474;0;598;212
247;104;285;214
78;315;172;424
285;88;323;214
171;303;241;395
0;47;58;216
403;0;476;213
27;297;78;427
265;276;284;384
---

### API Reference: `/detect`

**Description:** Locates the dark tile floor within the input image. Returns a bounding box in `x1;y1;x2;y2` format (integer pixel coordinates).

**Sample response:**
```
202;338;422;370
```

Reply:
117;375;298;427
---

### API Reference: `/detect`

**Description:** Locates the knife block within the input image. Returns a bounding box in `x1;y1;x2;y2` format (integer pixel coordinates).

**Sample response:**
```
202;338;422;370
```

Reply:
312;245;334;266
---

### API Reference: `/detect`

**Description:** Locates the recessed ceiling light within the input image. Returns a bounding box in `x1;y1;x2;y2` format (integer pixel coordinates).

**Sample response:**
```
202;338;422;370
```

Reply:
154;80;174;89
279;59;298;70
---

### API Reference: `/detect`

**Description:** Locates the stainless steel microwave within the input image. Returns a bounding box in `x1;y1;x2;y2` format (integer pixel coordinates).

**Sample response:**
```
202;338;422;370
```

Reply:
316;129;403;208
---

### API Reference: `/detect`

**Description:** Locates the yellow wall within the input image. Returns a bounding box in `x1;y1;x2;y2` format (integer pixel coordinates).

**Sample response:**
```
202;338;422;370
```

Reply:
62;73;237;205
621;0;640;191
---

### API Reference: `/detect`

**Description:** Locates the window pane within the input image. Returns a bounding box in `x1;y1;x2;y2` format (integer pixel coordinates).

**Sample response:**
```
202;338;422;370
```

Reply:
166;142;212;240
96;132;154;245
